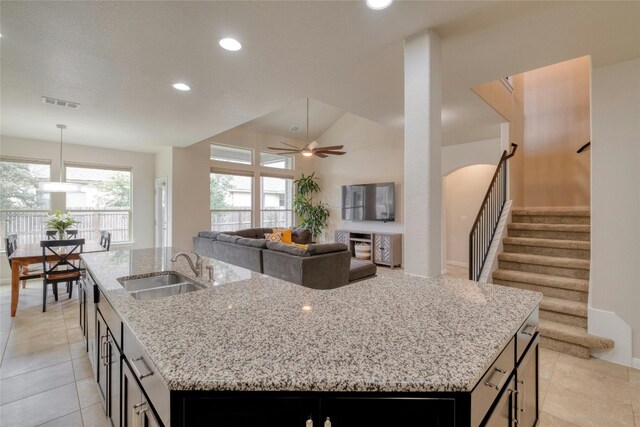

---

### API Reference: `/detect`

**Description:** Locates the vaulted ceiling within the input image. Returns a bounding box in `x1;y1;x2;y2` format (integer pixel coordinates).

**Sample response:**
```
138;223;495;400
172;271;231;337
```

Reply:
1;1;638;152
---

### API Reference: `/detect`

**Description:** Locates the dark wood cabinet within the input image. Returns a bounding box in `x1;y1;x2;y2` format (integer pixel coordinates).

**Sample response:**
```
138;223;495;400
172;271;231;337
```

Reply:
320;396;456;426
516;338;539;427
180;395;315;427
123;361;162;427
96;309;121;427
484;376;517;427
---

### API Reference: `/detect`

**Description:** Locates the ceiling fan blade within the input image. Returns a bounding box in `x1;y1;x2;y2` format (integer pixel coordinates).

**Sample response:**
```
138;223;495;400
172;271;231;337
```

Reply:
314;152;328;158
320;151;347;155
267;146;301;151
316;145;343;151
279;141;303;150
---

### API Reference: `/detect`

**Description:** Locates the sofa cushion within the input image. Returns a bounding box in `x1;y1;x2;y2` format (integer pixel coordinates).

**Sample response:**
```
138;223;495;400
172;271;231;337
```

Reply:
217;234;242;244
237;238;268;249
266;241;310;257
273;228;293;244
306;243;348;256
349;259;377;282
264;233;283;242
291;227;311;244
198;231;223;239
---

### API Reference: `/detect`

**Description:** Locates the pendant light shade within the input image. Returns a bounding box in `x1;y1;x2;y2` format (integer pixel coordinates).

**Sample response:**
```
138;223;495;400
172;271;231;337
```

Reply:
38;124;82;193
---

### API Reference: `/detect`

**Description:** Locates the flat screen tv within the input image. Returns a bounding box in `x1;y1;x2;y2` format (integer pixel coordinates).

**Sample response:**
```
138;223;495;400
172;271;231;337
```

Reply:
342;182;395;222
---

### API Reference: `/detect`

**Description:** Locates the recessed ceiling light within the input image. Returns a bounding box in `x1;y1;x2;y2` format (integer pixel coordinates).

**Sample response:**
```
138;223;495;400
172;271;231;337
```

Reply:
172;83;191;91
219;38;242;51
366;0;393;10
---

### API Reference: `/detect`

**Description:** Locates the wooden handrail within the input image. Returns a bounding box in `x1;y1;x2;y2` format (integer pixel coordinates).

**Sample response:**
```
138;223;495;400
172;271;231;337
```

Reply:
468;143;517;281
577;141;591;153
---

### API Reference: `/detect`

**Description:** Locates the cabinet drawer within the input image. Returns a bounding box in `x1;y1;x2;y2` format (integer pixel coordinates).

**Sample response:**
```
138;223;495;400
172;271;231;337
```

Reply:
123;323;170;426
516;308;539;363
471;337;515;427
97;296;122;350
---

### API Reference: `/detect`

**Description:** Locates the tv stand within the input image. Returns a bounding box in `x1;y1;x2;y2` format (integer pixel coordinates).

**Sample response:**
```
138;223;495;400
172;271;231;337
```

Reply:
336;230;402;269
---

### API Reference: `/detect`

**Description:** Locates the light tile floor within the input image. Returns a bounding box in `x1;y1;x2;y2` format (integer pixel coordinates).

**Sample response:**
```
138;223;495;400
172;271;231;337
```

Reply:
1;277;639;426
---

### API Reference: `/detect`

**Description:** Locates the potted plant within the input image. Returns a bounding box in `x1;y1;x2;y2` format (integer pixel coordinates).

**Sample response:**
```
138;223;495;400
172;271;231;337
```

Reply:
45;210;79;239
292;173;330;242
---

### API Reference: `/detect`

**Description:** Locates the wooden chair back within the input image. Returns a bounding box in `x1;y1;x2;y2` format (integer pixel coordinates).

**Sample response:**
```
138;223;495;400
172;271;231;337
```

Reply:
40;239;85;281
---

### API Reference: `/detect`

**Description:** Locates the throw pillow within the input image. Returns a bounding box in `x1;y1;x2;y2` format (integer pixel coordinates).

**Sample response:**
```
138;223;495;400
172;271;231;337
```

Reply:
273;228;293;244
293;243;308;251
264;232;283;242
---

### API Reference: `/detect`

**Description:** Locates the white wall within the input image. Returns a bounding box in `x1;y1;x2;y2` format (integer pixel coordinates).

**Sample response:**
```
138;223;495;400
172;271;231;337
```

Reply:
590;58;640;362
0;135;155;279
442;138;502;176
444;164;496;266
313;113;404;244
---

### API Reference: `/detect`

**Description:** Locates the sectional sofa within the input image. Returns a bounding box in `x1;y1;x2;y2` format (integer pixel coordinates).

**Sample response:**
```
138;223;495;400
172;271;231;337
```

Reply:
193;227;376;289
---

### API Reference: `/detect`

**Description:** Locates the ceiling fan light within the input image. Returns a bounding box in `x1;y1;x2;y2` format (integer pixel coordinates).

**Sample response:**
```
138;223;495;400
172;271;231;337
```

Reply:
302;151;314;157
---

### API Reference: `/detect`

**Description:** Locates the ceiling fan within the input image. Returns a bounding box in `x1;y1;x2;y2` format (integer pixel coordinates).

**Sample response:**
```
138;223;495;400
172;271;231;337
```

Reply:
267;98;347;159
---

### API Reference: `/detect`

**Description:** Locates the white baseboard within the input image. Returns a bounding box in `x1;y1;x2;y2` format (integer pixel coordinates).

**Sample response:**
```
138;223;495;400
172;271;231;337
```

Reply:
446;261;468;267
588;306;633;367
633;358;640;370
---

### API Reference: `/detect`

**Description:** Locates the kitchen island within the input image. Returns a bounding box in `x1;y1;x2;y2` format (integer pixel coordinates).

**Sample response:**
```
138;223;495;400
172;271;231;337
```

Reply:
79;247;542;427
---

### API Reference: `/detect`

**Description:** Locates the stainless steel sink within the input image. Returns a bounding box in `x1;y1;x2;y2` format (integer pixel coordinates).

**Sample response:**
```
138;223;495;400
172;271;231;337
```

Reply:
118;272;206;300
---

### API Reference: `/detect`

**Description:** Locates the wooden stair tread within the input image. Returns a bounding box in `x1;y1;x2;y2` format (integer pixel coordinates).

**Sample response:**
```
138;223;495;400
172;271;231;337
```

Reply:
540;296;587;317
503;237;590;250
492;269;589;292
539;319;614;349
507;223;590;232
498;252;590;270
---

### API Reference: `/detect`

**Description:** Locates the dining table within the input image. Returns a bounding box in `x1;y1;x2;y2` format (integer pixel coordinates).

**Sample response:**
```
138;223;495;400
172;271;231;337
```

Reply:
8;241;107;317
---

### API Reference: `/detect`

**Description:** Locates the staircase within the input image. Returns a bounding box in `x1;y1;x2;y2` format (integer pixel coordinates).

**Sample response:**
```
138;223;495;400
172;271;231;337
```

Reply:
492;207;614;358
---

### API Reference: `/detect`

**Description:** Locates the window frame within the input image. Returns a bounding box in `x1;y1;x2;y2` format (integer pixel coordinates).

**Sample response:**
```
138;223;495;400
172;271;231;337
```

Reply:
210;169;254;231
259;151;294;170
0;157;52;251
64;162;133;244
210;143;254;166
259;173;294;229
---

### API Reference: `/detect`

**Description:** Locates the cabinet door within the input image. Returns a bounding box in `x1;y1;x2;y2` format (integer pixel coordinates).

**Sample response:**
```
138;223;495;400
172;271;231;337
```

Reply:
335;231;349;246
373;234;391;265
484;377;517;427
96;311;109;405
122;361;143;427
79;281;86;344
107;330;121;427
181;396;316;427
320;397;455;426
517;340;539;427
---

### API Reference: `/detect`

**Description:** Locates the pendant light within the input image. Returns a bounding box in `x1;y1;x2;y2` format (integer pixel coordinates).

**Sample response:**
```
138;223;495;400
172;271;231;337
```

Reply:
38;124;82;193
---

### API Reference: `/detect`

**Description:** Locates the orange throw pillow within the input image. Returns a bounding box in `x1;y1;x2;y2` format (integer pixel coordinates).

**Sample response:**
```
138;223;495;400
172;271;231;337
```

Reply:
273;228;293;244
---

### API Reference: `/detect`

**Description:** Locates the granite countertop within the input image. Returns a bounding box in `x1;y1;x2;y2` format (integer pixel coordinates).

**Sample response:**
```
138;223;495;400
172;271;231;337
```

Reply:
81;247;541;393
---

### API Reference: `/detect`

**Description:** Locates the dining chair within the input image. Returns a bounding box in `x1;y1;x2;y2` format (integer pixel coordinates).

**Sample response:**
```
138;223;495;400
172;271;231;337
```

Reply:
45;230;58;240
99;230;112;251
5;234;44;289
40;238;85;312
66;230;78;238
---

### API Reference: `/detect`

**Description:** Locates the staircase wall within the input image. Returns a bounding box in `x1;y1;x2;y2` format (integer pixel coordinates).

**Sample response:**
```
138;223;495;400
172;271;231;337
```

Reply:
523;55;591;207
591;57;640;365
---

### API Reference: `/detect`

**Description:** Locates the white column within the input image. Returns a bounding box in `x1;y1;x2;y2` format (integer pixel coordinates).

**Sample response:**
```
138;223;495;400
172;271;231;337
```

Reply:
403;29;442;277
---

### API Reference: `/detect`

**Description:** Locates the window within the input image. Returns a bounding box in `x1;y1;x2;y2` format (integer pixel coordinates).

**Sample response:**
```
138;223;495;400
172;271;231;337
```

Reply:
260;176;293;228
210;172;253;231
0;159;51;249
65;165;132;243
210;144;253;165
260;152;293;170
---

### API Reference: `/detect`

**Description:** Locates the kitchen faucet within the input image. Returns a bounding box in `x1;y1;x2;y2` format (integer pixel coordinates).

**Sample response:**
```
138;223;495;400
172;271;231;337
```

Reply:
171;252;213;280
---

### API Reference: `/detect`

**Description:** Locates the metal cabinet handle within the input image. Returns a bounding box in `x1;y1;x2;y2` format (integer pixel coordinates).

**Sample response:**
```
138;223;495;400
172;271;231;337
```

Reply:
485;367;510;390
519;379;526;415
133;402;146;427
521;323;536;336
130;356;154;379
509;387;519;425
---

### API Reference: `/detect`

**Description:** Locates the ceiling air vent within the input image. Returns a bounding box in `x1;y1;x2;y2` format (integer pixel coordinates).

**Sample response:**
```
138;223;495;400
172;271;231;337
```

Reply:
41;96;80;110
288;125;301;133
